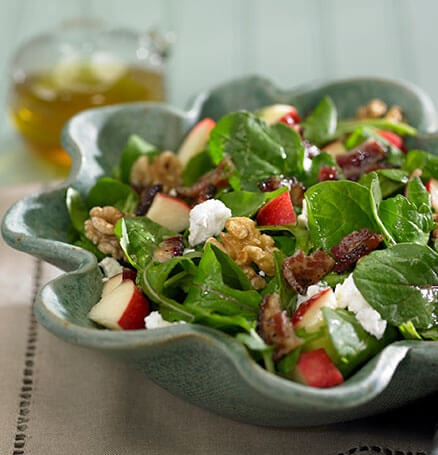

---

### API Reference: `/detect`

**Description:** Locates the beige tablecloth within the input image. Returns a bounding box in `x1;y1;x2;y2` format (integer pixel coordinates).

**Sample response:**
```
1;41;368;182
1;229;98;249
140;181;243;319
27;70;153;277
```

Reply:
0;184;435;455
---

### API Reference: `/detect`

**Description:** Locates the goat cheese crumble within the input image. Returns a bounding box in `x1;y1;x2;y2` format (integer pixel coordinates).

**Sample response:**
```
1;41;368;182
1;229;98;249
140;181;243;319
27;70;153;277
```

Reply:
188;199;232;246
335;274;387;339
99;257;123;279
145;311;186;329
297;199;308;228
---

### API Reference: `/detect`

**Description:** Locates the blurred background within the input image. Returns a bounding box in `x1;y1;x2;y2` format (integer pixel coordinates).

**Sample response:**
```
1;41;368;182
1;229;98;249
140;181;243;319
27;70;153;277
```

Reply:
0;0;437;182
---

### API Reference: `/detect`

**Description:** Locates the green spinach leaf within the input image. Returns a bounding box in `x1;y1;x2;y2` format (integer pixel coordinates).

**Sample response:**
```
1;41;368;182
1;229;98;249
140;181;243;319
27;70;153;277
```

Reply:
336;118;416;138
66;187;88;233
302;96;337;147
407;176;431;209
182;150;215;186
87;177;139;213
404;150;438;180
260;224;312;254
359;168;409;198
120;135;159;183
353;243;438;329
305;180;379;250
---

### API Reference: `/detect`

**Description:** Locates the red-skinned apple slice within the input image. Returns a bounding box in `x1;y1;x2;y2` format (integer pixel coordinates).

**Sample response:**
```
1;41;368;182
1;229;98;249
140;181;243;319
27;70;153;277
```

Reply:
292;348;344;388
256;191;296;226
376;130;404;151
178;118;216;167
102;269;137;297
147;193;190;232
258;104;299;126
89;279;149;330
292;288;337;332
426;178;438;211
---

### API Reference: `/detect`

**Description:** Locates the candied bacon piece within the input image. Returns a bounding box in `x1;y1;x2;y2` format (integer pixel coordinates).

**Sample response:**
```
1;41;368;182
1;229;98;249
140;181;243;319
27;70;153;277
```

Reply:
135;184;163;216
257;176;306;206
318;166;338;182
330;229;384;273
176;156;234;200
153;236;185;263
283;249;335;295
336;139;386;181
192;184;216;206
257;293;303;361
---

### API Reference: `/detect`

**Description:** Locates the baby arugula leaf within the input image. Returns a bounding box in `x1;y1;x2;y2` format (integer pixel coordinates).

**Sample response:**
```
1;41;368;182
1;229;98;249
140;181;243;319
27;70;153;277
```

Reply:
321;308;397;377
119;135;159;183
114;217;177;271
183;243;261;331
219;187;287;217
353;243;438;329
302;96;337;147
404;150;438;180
66;187;89;233
208;111;305;191
87;177;139;213
305;180;380;250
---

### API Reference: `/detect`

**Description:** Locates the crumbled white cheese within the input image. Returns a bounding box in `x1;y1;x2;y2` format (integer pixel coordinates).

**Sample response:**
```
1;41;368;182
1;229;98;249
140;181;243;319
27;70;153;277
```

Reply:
188;199;232;246
297;199;308;229
259;271;266;278
144;311;186;329
169;188;177;197
335;274;387;339
296;281;330;307
99;257;123;279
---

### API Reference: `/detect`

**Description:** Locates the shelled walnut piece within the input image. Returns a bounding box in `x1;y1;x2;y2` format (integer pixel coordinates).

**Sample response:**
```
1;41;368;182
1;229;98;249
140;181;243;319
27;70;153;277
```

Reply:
84;206;125;259
355;98;403;122
130;151;182;192
207;217;278;290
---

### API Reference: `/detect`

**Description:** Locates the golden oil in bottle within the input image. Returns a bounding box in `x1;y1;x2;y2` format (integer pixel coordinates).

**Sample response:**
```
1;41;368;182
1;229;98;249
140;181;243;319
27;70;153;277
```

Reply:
8;58;165;167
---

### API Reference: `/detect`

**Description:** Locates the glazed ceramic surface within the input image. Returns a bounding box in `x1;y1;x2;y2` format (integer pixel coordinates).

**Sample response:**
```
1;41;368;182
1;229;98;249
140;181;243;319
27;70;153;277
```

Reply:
3;76;438;427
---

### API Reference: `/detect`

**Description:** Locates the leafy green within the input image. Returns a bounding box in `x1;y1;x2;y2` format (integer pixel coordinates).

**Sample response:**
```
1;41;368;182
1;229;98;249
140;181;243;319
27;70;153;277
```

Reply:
404;150;438;180
219;187;286;217
277;347;302;374
182;150;215;186
323;272;349;288
120;135;158;183
66;187;88;233
114;217;177;270
359;169;409;198
209;111;305;191
407;176;431;209
182;243;261;332
354;243;438;329
302;152;340;187
74;233;106;261
272;236;296;256
398;321;423;340
420;327;438;340
322;308;397;376
260;224;312;254
87;178;139;213
302;96;337;147
305;180;379;250
379;195;434;245
336;118;417;138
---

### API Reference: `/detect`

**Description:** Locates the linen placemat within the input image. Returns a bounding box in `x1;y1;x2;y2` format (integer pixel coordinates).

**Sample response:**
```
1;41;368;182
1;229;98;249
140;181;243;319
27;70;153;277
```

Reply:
0;184;435;455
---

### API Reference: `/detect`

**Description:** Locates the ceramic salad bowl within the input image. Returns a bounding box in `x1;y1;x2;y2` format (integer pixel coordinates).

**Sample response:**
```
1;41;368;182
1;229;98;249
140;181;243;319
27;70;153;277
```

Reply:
3;76;438;427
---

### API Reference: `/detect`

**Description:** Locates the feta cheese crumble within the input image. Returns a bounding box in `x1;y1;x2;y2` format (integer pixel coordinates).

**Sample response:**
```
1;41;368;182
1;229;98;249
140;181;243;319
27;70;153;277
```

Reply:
296;281;330;307
144;311;186;329
335;274;387;339
297;199;308;229
188;199;232;246
99;257;123;279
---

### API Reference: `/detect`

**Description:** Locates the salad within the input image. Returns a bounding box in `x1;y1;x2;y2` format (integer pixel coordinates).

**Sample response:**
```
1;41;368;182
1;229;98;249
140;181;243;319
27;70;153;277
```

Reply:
66;96;438;388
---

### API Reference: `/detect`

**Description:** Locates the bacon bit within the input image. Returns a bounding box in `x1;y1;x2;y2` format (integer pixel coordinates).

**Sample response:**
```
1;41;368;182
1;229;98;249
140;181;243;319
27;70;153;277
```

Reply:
330;229;384;274
176;156;234;200
257;293;303;361
153;236;185;263
135;184;163;216
257;176;306;206
283;249;335;295
318;166;338;182
191;184;216;206
336;139;387;181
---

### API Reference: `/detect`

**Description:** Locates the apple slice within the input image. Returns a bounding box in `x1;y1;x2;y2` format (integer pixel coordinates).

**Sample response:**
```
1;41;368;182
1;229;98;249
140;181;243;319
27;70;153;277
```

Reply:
146;193;190;232
89;279;149;330
292;288;337;332
322;140;346;157
292;348;344;388
178;118;216;167
426;178;438;211
258;104;300;126
256;191;296;226
376;130;404;151
102;269;138;297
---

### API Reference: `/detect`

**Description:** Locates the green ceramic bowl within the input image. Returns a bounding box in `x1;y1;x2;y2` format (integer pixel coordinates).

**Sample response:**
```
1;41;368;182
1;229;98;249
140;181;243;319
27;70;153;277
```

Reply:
3;76;438;427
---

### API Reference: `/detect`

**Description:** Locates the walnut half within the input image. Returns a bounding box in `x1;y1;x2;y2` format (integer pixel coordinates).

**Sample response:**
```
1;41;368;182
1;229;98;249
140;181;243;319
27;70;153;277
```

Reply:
84;206;124;259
